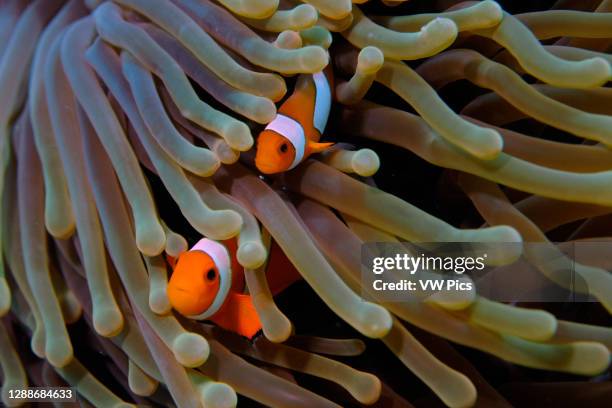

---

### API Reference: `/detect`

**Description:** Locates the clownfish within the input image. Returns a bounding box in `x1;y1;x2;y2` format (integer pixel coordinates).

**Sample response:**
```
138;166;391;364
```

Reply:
167;238;301;338
255;69;334;174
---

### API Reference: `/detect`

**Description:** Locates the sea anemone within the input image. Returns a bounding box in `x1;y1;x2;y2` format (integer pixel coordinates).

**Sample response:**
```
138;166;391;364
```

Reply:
1;0;611;407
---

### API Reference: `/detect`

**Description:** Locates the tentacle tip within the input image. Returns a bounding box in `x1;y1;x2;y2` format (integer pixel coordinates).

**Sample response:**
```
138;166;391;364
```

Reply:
481;0;503;22
471;225;522;266
262;327;292;344
60;291;83;324
443;379;478;408
46;342;74;368
338;4;354;20
318;1;352;20
351;149;380;177
361;303;392;338
300;47;330;73
46;218;76;240
357;47;384;75
149;289;172;315
252;100;277;124
427;280;476;310
225;122;254;152
207;210;243;241
351;374;382;405
301;26;333;49
354;340;367;355
584;57;612;87
293;4;318;27
237;241;268;269
423;17;458;43
262;318;293;343
468;129;503;161
136;223;167;257
270;79;288;102
129;375;159;397
200;382;238;408
274;30;303;50
490;225;523;244
526;312;558;341
241;0;279;19
213;140;240;164
173;332;210;367
570;342;611;375
165;234;189;258
194;153;222;178
31;336;46;359
93;306;125;337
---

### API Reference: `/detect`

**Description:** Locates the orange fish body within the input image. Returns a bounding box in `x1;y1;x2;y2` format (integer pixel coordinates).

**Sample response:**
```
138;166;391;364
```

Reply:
167;238;301;338
255;68;334;174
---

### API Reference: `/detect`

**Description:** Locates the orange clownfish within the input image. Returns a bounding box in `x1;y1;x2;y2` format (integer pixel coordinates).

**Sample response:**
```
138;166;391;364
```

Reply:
167;238;300;338
255;69;334;174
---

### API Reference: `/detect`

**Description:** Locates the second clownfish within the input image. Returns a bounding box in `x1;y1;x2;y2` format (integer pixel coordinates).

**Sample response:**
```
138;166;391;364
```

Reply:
167;238;301;339
255;69;334;174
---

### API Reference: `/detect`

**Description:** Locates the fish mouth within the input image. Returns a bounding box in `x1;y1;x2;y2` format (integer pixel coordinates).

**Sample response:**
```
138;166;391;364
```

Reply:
168;287;204;316
168;283;191;293
255;160;279;174
168;285;195;300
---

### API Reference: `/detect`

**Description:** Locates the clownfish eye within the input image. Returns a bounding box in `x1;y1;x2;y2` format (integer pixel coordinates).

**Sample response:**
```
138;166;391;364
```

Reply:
206;268;216;281
279;143;288;153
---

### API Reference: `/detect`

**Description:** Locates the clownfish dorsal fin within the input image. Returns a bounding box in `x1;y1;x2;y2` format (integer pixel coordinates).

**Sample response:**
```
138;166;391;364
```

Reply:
308;141;334;154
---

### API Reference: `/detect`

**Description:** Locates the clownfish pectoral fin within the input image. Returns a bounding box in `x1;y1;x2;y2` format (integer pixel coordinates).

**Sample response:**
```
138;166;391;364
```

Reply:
210;292;262;339
308;141;334;154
